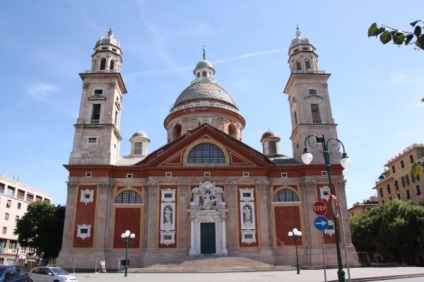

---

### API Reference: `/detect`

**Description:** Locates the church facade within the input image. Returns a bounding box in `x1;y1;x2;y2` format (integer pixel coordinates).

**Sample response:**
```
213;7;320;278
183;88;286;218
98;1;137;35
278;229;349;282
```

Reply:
57;28;359;270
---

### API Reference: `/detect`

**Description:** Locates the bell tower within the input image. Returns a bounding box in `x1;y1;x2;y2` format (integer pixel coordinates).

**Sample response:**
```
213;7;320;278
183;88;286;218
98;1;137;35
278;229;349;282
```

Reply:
69;28;127;165
284;27;338;165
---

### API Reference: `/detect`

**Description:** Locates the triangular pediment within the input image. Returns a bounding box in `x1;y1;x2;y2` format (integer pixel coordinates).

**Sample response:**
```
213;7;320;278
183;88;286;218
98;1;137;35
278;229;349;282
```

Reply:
133;124;274;168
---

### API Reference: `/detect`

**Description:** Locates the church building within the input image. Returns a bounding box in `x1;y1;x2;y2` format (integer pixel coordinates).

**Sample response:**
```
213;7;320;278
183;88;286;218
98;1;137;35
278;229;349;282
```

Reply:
57;28;359;270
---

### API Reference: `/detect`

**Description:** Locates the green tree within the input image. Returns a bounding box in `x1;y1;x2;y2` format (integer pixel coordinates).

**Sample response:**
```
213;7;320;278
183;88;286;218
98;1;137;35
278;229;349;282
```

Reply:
368;20;424;50
15;201;65;259
350;200;424;264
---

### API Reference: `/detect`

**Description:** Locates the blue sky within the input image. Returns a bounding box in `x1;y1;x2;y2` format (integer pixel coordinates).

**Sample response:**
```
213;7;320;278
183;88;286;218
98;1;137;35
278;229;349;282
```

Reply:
1;1;424;208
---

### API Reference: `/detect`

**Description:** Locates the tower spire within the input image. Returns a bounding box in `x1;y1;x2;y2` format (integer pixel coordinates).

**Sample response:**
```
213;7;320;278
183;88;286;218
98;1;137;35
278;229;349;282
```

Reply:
202;45;206;60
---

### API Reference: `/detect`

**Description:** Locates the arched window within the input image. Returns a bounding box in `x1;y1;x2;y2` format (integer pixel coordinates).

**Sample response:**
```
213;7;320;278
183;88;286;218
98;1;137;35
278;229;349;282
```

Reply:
202;70;207;77
115;190;142;204
228;124;237;138
188;143;225;164
110;59;115;70
273;189;299;202
197;72;200;78
173;124;182;140
305;58;311;70
100;58;106;70
296;61;301;71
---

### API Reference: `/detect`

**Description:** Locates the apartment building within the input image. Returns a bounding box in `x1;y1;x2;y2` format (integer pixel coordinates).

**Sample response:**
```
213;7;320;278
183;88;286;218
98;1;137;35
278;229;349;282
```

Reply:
373;144;424;204
0;175;52;265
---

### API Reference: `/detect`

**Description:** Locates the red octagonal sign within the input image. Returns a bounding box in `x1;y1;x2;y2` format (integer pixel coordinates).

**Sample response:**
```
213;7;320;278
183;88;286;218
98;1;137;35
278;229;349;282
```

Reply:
313;201;327;216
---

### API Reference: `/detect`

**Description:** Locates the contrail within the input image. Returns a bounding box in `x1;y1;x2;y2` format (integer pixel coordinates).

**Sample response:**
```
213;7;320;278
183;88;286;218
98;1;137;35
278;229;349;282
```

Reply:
126;48;286;78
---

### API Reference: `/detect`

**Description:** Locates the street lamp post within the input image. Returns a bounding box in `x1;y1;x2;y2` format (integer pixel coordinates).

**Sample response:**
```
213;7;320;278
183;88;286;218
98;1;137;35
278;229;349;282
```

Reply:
288;228;302;274
301;134;351;282
121;230;135;277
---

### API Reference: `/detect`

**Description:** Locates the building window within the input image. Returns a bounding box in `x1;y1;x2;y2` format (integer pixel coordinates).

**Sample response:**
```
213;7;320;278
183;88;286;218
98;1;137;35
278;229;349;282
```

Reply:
392;165;396;173
311;104;321;124
416;185;421;195
296;61;301;70
6;187;15;197
394;180;399;190
273;189;300;202
15;215;19;221
401;160;405;169
134;142;142;155
91;104;101;124
17;190;25;200
100;58;106;70
386;185;391;194
6;200;11;208
410;154;414;163
17;202;21;209
268;141;277;155
110;59;115;70
379;188;383;197
173;124;182;140
2;227;6;234
115;191;142;204
305;58;311;69
397;193;401;200
406;189;411;199
94;89;103;95
187;143;225;164
4;213;9;220
87;137;97;144
401;175;410;187
308;89;317;95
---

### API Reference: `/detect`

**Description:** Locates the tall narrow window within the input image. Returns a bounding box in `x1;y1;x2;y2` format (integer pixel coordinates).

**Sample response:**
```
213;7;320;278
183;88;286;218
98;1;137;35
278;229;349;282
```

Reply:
114;111;118;125
311;104;321;124
228;124;237;138
305;58;311;69
294;111;297;126
202;71;207;77
173;124;182;140
268;141;277;155
110;59;115;70
100;58;106;70
91;104;101;124
296;61;301;71
134;142;142;155
409;154;414;163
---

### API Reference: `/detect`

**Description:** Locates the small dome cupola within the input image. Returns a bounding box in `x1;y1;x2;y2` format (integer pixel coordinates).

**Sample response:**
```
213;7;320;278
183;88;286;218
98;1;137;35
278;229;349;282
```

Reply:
288;27;319;73
129;129;150;158
192;47;216;83
260;129;281;158
91;27;123;72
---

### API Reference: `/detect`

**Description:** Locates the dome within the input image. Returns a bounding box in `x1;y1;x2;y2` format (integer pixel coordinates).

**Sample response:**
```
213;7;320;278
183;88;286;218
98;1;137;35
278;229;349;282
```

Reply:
196;59;213;69
95;27;120;49
131;130;148;139
289;27;315;50
260;129;281;143
173;82;237;108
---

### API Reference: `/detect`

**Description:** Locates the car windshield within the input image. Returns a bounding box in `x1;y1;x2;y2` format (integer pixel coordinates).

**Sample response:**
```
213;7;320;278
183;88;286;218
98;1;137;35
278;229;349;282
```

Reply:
51;268;69;275
0;268;6;276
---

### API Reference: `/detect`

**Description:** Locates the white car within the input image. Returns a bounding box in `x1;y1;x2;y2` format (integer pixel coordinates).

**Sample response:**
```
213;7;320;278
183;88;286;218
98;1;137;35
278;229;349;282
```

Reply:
29;267;78;282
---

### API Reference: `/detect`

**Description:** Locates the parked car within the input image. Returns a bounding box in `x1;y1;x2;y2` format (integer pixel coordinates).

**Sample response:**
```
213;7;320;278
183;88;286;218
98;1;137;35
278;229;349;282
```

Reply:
0;265;30;282
29;267;78;282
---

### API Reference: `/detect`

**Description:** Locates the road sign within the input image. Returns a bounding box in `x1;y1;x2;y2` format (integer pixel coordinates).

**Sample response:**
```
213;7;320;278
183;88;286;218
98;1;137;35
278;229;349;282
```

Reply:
313;201;327;215
314;216;329;231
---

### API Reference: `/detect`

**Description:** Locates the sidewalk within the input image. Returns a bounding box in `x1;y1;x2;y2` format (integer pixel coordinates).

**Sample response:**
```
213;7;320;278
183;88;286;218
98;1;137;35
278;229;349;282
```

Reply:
76;266;424;282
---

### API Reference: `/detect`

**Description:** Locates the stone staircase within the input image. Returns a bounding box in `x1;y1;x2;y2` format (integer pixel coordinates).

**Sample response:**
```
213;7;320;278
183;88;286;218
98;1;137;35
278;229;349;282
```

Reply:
131;256;294;273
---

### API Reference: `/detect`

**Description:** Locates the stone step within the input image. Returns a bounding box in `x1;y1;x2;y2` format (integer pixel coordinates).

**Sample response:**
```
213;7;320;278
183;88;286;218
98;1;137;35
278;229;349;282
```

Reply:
131;256;294;273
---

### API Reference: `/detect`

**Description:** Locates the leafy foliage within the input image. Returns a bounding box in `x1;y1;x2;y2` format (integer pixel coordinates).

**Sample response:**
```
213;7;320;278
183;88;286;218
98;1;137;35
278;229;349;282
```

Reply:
368;20;424;50
15;201;65;259
350;200;424;264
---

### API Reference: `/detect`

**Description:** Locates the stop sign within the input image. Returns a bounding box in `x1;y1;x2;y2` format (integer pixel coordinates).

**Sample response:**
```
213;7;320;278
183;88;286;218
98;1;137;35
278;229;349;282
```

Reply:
313;201;327;215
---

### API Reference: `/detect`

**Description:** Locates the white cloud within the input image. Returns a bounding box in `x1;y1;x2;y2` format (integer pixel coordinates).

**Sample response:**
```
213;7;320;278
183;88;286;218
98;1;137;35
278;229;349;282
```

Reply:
25;83;58;100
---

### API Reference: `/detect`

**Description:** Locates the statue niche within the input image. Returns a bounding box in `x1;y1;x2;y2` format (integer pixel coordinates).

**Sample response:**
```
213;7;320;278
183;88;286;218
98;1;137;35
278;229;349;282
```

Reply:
190;181;225;210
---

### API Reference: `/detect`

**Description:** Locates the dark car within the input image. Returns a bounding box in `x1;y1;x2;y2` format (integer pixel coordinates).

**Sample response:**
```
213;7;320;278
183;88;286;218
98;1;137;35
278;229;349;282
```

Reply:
0;265;30;282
